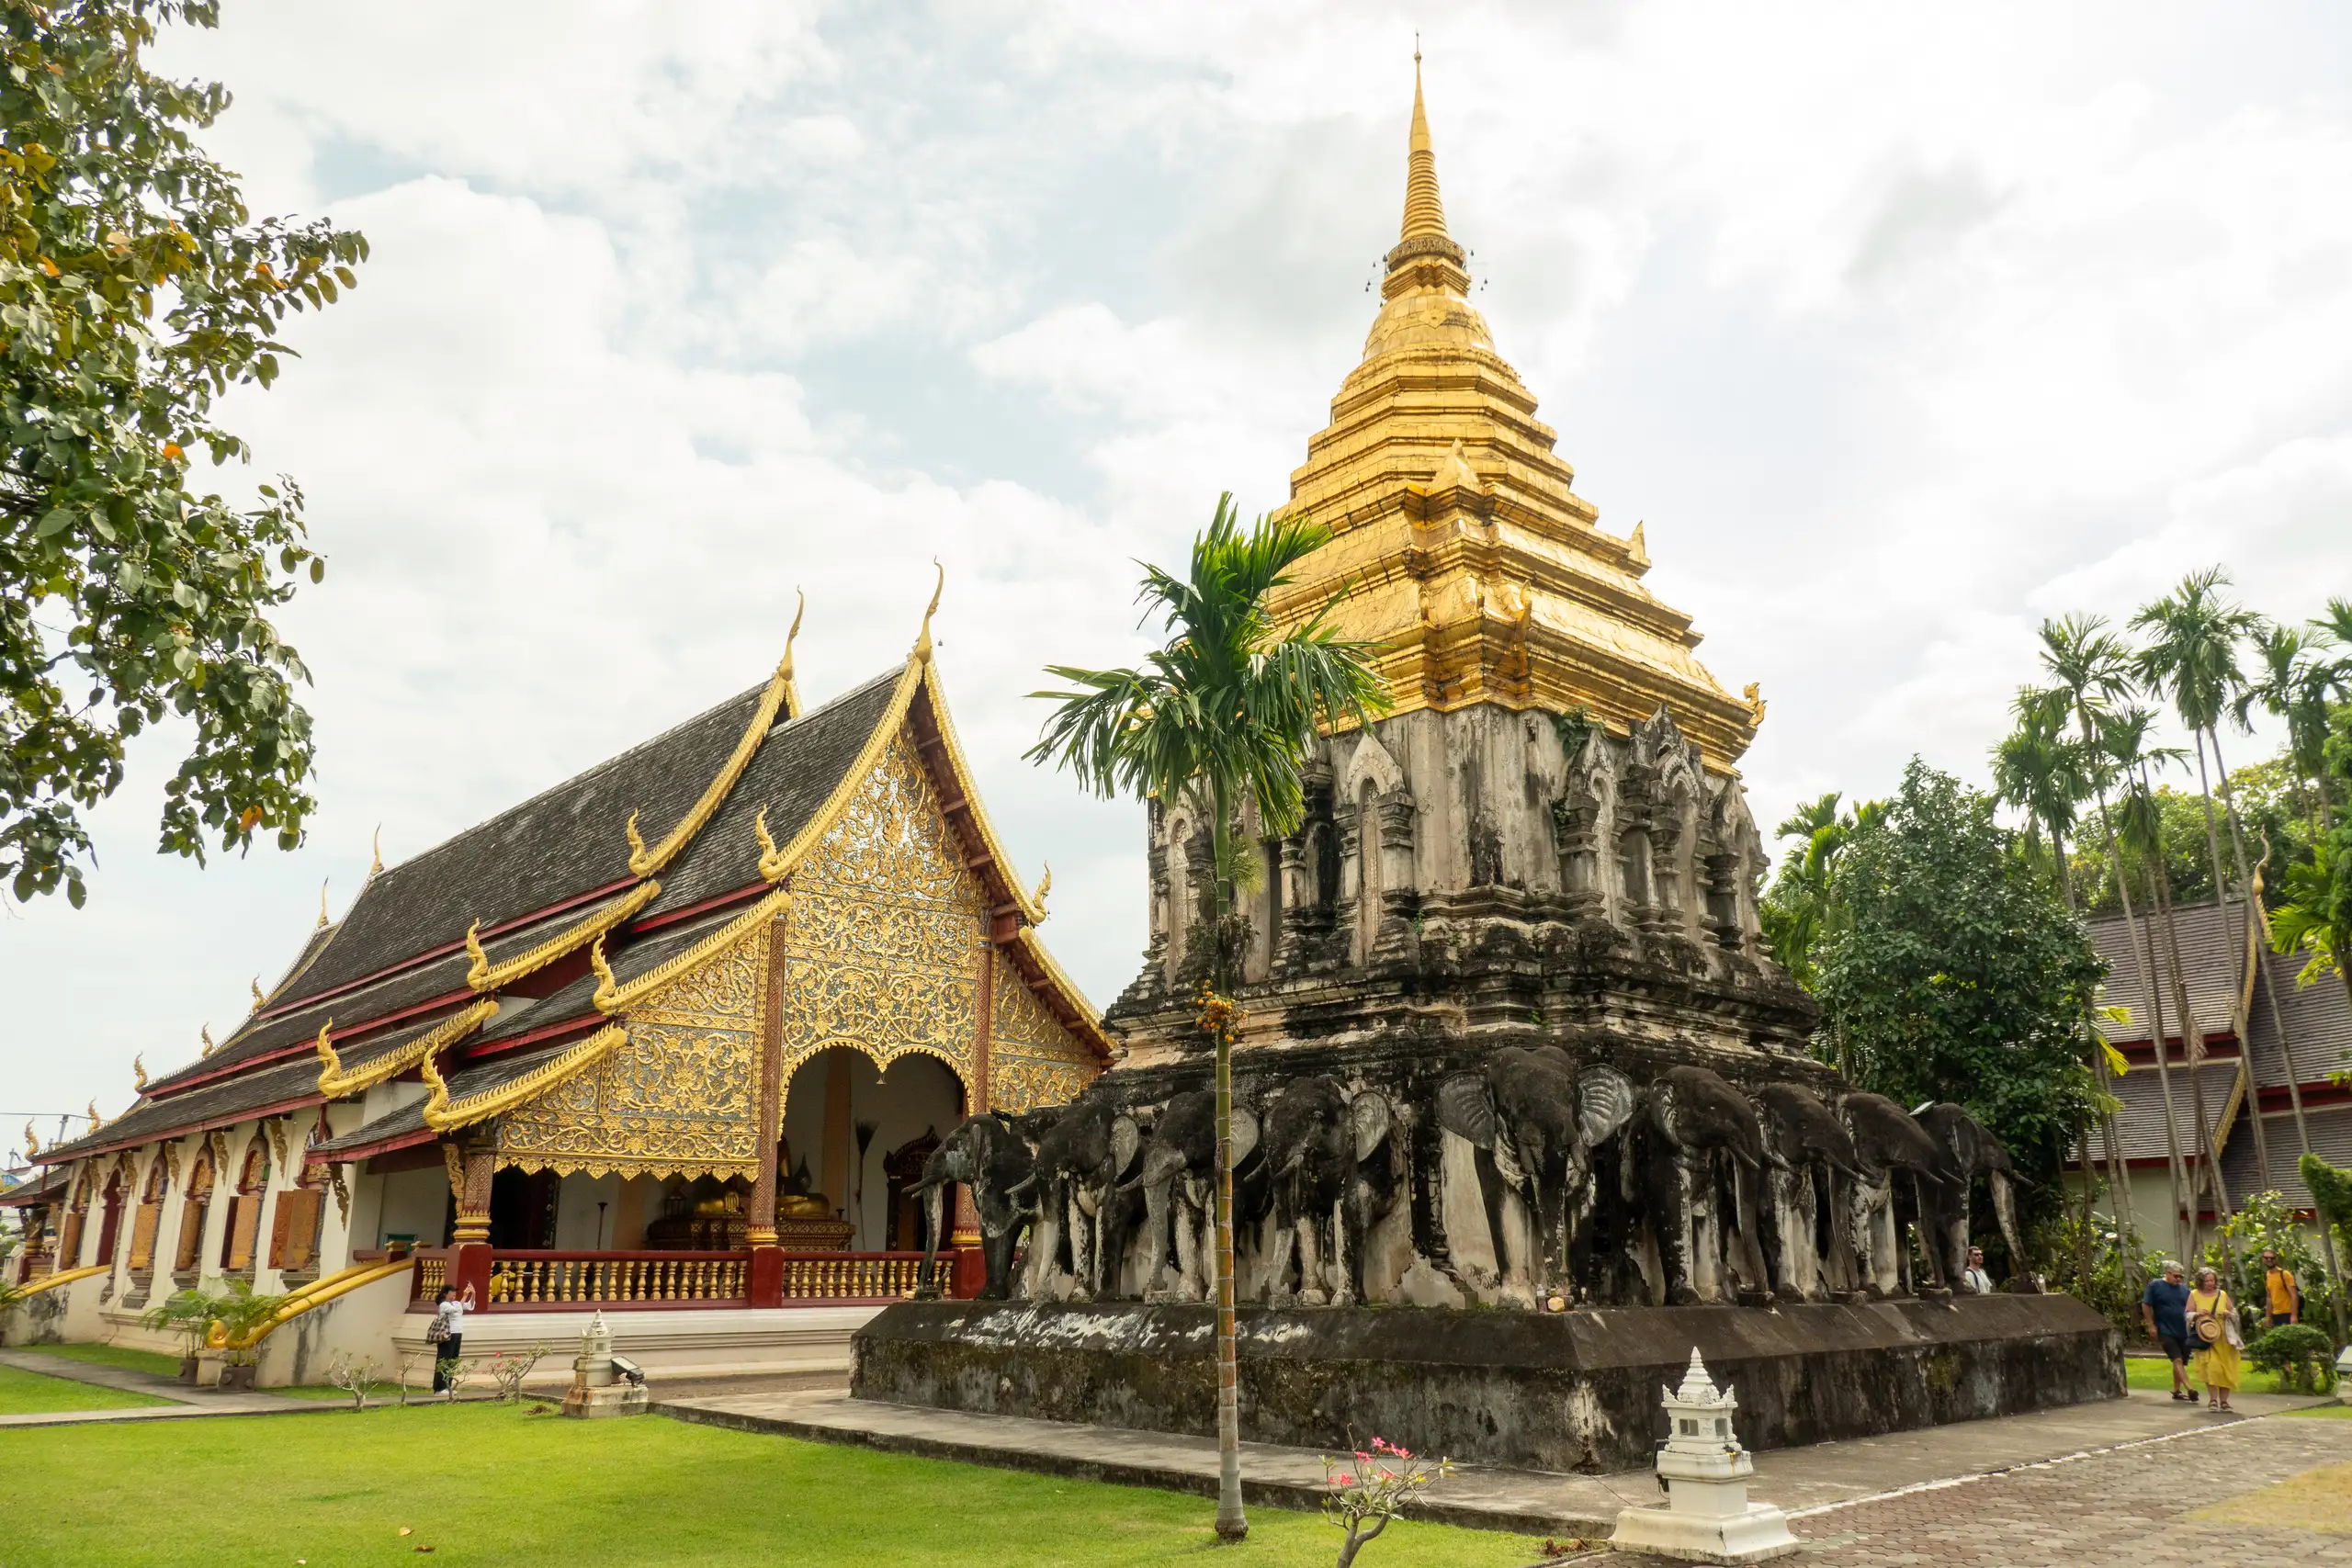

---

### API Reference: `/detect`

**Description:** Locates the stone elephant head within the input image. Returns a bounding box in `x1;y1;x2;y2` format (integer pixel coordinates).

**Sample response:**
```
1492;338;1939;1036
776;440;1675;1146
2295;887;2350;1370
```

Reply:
1838;1092;1959;1295
1639;1066;1770;1305
1749;1080;1863;1301
1437;1045;1636;1297
1121;1089;1260;1303
910;1111;1037;1301
1007;1084;1139;1301
1255;1075;1396;1306
1914;1101;2021;1282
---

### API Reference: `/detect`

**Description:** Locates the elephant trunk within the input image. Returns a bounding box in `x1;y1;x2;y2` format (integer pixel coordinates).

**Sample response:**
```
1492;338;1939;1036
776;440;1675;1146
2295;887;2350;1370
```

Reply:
917;1181;947;1296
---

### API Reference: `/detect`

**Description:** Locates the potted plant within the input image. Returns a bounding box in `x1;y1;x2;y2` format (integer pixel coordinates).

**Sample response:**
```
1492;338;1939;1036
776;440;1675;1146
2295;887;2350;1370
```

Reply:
206;1280;292;1390
140;1288;220;1382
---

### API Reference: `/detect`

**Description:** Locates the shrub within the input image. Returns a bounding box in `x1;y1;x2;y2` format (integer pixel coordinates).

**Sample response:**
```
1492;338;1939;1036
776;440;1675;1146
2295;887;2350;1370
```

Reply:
1321;1436;1454;1568
2247;1324;2338;1393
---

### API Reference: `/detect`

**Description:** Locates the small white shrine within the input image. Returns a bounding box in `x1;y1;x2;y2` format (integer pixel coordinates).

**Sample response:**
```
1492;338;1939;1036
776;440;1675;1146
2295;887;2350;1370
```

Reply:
560;1310;648;1420
1609;1349;1797;1562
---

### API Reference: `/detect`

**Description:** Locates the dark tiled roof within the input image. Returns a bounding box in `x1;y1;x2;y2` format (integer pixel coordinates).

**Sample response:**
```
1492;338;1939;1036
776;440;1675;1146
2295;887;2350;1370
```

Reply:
2245;951;2352;1091
269;680;778;1009
311;1043;572;1156
0;1168;68;1206
39;1056;327;1164
2222;1106;2352;1211
2091;899;2247;1046
471;912;728;1046
2109;1057;2245;1163
633;670;901;922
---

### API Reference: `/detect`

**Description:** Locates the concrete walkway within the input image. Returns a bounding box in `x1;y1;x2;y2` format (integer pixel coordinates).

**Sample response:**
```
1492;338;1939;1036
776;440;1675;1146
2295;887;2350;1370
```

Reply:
0;1347;338;1428
653;1386;2335;1538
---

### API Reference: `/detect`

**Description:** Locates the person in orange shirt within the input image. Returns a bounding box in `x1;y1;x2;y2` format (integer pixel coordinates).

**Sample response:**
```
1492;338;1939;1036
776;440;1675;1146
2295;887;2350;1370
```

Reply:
2259;1248;2300;1328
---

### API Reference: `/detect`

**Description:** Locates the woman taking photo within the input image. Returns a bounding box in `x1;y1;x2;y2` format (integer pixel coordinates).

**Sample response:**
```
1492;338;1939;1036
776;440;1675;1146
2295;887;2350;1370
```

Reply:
428;1282;476;1399
2187;1267;2243;1412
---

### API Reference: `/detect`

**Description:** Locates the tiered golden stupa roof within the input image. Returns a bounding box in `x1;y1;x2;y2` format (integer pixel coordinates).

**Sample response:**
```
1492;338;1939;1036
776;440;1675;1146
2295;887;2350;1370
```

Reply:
1270;59;1761;769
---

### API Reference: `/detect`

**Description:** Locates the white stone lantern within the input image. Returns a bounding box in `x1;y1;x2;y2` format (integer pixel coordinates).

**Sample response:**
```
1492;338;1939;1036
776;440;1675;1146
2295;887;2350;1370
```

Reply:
1609;1348;1797;1562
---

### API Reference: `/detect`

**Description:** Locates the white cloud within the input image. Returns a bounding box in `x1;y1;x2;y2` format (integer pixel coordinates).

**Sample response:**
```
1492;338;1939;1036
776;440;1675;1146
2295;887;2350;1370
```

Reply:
7;2;2351;1133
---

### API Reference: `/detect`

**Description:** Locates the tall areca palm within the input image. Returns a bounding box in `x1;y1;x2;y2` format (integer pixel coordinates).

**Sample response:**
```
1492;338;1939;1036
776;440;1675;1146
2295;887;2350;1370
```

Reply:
2110;708;2239;1259
2133;570;2276;1191
1760;791;1879;989
2034;614;2157;1257
1029;493;1389;1540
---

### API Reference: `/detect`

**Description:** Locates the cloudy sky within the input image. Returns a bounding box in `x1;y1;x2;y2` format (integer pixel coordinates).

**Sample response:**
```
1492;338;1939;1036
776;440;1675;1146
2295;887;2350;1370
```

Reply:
6;2;2350;1148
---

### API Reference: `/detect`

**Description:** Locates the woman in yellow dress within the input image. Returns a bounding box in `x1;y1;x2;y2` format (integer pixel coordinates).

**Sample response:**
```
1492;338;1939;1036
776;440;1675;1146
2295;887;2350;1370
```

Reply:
2188;1267;2243;1412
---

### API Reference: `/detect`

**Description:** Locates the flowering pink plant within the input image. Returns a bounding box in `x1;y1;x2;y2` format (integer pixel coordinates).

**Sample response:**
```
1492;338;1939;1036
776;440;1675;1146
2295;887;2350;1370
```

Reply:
1320;1435;1454;1567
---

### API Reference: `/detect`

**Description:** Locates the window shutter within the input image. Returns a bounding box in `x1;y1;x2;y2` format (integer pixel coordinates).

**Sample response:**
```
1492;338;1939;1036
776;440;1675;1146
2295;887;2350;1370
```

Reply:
227;1196;262;1270
268;1192;296;1268
271;1190;321;1271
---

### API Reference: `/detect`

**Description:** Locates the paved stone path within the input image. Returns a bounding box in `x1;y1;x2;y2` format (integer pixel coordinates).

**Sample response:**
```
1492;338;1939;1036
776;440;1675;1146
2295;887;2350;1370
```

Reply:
1608;1413;2352;1567
653;1385;2334;1539
0;1347;335;1427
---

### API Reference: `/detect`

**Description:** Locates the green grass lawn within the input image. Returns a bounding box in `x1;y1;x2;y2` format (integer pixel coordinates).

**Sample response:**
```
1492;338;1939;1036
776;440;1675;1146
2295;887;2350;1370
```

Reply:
0;1402;1535;1568
14;1340;185;1378
2121;1354;2301;1395
2285;1403;2352;1418
0;1362;173;1416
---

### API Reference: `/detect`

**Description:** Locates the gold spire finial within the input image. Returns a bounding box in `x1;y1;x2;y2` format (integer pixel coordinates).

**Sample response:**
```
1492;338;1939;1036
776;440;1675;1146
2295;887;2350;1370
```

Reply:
778;589;807;715
200;1023;215;1056
369;825;383;878
132;1054;148;1092
914;559;944;663
1400;49;1449;244
313;1021;342;1077
317;877;331;931
1035;862;1052;921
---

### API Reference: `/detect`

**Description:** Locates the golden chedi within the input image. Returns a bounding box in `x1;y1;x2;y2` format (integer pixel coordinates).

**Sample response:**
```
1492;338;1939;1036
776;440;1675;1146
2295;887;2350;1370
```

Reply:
1111;60;1812;1067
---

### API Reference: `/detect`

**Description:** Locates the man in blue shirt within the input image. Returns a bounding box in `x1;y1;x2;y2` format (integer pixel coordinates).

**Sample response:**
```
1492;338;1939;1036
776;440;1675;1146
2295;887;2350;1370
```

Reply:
2141;1259;2195;1402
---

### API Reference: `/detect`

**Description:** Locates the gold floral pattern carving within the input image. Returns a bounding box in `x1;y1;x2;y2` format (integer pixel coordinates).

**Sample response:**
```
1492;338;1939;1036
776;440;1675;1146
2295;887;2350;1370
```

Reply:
988;947;1097;1111
775;733;986;1096
495;921;764;1180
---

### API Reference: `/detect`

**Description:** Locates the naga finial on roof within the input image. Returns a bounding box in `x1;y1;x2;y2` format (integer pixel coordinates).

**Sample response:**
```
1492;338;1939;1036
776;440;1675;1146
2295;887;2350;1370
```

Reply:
250;976;266;1009
914;558;944;663
313;1021;341;1078
590;936;619;1011
131;1055;148;1092
317;877;331;931
200;1023;216;1056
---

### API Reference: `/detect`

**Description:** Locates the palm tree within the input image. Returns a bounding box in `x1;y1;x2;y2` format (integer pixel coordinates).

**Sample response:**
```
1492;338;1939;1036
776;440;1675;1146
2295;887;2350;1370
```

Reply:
2034;614;2158;1258
2235;623;2346;836
1759;792;1877;988
1028;493;1389;1540
2132;569;2273;1194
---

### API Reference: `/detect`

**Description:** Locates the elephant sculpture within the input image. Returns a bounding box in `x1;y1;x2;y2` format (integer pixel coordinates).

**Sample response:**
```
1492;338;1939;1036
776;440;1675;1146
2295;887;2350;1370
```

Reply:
1639;1066;1769;1305
1915;1102;2021;1286
1838;1092;1958;1296
1749;1081;1864;1302
1007;1085;1139;1301
1254;1076;1396;1306
910;1111;1037;1301
1437;1045;1636;1299
1122;1089;1260;1302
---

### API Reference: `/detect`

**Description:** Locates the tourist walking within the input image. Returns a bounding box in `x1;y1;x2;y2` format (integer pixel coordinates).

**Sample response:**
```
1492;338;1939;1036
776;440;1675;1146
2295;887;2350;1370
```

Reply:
2141;1259;2196;1402
429;1282;475;1398
2187;1267;2243;1412
2259;1248;2300;1327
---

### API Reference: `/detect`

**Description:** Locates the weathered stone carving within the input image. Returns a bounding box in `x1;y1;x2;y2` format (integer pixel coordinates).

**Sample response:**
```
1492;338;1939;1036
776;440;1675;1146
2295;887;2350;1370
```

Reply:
910;1113;1036;1302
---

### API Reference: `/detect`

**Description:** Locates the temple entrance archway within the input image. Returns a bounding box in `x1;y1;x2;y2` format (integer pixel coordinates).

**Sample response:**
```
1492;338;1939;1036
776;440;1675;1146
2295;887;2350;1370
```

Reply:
779;1047;963;1251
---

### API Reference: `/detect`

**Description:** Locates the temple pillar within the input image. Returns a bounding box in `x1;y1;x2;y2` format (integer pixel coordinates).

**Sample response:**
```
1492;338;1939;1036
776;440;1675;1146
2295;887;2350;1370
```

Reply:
1374;794;1420;960
748;915;786;1307
1273;832;1312;972
1335;809;1363;964
1703;852;1745;953
445;1140;495;1305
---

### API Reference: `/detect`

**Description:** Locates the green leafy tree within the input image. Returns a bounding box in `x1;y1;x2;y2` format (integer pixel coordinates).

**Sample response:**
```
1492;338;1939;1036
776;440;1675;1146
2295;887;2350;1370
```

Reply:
2;1;367;905
1810;760;2102;1224
2270;823;2352;1021
1758;792;1882;988
1028;492;1388;1540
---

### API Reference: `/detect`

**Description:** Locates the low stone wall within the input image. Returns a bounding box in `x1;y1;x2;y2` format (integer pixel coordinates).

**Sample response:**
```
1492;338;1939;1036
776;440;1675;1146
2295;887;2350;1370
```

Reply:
853;1295;2121;1474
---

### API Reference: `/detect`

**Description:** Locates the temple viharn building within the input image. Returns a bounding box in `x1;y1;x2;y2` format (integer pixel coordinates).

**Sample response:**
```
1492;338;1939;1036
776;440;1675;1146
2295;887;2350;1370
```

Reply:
5;590;1106;1383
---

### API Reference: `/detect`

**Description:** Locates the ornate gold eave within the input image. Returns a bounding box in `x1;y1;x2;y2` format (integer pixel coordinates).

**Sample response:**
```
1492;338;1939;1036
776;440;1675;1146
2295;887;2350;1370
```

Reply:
591;886;790;1017
314;999;501;1100
419;1024;628;1133
1010;927;1115;1061
911;659;1048;927
626;593;804;879
464;879;662;995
